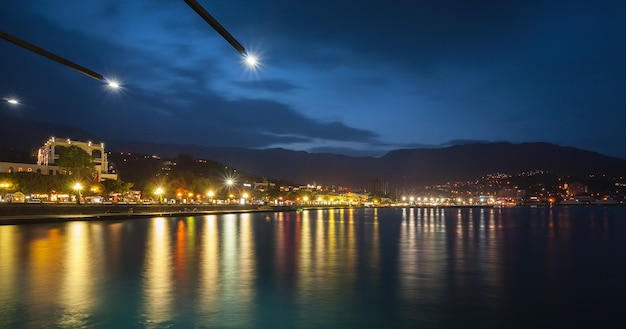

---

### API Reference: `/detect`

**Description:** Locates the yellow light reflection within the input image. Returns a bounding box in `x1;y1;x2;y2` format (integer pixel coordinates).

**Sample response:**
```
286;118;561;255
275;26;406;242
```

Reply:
59;222;96;328
0;226;18;322
27;228;65;313
143;217;173;326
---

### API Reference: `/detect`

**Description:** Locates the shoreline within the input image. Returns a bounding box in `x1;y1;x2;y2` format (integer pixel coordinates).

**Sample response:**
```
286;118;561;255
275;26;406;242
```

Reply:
0;203;287;225
2;202;618;225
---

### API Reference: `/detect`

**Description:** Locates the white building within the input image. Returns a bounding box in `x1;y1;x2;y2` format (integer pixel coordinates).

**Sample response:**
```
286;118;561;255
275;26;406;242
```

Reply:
0;137;117;181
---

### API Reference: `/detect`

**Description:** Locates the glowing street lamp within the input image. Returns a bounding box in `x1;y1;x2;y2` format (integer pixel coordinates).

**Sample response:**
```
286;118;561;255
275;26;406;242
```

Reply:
184;0;246;55
183;0;260;68
225;178;235;192
106;80;120;89
2;97;19;105
73;182;83;205
0;30;119;87
155;187;164;204
207;190;214;204
0;182;11;202
243;54;259;68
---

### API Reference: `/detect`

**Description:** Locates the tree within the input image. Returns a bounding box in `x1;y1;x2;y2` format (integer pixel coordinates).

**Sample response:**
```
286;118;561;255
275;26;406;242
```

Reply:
57;146;95;180
102;179;134;197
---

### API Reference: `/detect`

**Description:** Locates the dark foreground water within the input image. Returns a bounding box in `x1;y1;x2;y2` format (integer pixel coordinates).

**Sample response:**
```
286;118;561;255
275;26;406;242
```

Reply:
1;207;625;328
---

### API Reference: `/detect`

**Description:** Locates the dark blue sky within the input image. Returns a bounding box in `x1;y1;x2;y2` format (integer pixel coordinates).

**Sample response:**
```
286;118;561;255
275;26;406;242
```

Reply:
1;1;625;158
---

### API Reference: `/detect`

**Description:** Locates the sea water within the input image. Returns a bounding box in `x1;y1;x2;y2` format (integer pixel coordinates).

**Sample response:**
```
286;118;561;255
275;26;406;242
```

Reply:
1;206;625;328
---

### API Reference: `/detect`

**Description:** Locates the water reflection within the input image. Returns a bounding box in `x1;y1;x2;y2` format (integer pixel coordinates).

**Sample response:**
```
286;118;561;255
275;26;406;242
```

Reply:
58;222;98;328
143;217;173;327
0;226;18;328
1;207;625;328
198;215;220;323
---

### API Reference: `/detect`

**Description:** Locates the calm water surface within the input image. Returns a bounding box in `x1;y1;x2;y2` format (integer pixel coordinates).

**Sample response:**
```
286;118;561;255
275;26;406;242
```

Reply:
1;207;625;328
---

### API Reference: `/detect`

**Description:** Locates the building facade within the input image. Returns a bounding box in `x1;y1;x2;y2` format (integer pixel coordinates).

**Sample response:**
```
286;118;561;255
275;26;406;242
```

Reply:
0;137;117;181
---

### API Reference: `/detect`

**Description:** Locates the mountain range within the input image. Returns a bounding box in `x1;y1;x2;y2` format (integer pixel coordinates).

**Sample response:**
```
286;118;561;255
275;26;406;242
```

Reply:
2;114;625;188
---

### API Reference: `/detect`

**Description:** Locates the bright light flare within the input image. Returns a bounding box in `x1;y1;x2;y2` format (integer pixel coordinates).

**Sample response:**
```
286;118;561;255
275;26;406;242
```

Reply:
244;54;258;67
107;80;120;89
3;98;19;105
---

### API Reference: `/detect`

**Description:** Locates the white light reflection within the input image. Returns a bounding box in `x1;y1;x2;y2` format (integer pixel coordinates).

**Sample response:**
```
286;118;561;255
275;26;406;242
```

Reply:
346;208;356;278
238;213;255;303
220;214;253;328
198;215;220;321
315;209;327;278
297;210;313;293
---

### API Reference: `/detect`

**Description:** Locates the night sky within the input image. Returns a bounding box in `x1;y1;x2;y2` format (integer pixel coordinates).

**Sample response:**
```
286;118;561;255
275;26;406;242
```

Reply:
1;1;625;158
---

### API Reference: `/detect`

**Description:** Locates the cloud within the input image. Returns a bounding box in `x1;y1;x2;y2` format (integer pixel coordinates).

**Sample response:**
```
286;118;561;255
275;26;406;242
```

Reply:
232;78;300;93
443;140;505;146
2;0;626;159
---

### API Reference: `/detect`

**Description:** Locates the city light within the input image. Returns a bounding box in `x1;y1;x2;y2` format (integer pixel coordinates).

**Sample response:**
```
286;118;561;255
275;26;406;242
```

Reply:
73;183;83;205
155;187;164;204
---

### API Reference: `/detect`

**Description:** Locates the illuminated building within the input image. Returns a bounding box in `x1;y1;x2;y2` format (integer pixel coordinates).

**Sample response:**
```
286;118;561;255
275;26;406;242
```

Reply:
0;137;117;181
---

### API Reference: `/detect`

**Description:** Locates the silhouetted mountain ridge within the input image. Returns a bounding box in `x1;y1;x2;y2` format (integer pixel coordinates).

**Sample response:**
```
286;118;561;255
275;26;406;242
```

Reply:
1;115;624;188
107;140;626;189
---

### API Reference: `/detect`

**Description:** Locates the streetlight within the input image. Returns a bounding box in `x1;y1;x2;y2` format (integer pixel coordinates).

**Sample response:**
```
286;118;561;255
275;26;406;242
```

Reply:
155;187;164;204
243;53;259;69
2;97;19;105
0;30;120;88
106;80;120;89
0;182;11;202
207;190;214;204
183;0;259;68
225;178;235;194
73;182;83;205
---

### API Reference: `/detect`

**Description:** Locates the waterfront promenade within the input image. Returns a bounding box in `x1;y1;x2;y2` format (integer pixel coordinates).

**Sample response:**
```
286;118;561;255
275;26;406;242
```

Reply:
0;203;269;225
